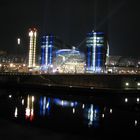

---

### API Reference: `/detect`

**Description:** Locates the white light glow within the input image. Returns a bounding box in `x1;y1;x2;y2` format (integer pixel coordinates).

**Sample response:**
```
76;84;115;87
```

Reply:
14;107;18;118
22;99;24;105
125;98;128;103
34;32;37;37
82;104;85;109
29;31;33;37
32;96;35;102
137;98;140;102
26;108;30;117
9;95;12;98
125;82;129;86
135;120;138;126
137;83;140;86
46;102;49;109
17;38;20;45
61;100;64;106
10;63;13;67
110;109;113;114
102;114;105;118
72;108;75;114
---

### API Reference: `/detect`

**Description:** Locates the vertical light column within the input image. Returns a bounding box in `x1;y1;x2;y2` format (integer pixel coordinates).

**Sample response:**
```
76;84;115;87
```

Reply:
33;30;37;67
28;28;37;68
106;41;110;66
92;33;96;72
28;30;33;67
45;36;49;66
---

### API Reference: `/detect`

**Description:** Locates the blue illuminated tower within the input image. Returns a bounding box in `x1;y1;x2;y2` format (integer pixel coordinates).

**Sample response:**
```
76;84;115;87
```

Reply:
41;35;54;68
86;31;107;73
41;35;71;71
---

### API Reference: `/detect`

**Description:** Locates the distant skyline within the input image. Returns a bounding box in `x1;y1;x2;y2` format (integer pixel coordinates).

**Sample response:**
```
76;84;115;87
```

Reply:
0;0;140;57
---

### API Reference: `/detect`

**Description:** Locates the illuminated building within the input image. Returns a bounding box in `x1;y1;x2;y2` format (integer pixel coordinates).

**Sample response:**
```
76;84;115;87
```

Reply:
0;55;27;72
54;48;85;73
28;28;37;68
41;35;71;71
86;31;107;73
41;35;54;68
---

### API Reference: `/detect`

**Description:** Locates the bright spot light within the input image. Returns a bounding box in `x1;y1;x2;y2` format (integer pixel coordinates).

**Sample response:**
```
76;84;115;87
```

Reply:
34;32;37;37
26;108;30;117
61;100;64;106
71;102;74;107
32;96;35;102
137;98;140;102
31;109;34;116
17;38;20;45
110;109;113;114
29;31;33;37
125;98;128;103
0;64;2;67
102;114;105;118
137;83;140;86
73;108;75;114
9;95;12;98
22;99;24;105
135;120;138;126
82;104;85;109
14;107;18;118
125;82;129;86
46;102;49;109
10;63;13;67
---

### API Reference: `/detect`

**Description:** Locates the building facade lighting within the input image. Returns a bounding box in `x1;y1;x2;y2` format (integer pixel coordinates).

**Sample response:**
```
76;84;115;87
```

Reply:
86;31;107;73
28;28;37;68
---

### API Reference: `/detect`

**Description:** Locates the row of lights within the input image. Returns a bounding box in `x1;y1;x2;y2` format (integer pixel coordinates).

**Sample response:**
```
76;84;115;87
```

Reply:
125;82;140;87
0;63;26;67
125;97;140;103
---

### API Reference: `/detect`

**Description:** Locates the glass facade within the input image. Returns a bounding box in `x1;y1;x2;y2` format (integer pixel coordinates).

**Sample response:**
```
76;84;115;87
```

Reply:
41;36;54;69
86;31;107;73
41;35;71;71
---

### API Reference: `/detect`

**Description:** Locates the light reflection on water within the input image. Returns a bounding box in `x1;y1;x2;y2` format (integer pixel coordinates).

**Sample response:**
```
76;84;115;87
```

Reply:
0;89;140;133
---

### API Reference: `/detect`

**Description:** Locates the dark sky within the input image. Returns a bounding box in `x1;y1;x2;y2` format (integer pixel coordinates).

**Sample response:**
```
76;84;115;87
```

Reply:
0;0;140;56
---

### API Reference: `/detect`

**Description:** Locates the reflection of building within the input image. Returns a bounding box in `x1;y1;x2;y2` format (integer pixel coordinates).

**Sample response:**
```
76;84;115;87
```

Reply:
41;35;71;71
28;28;37;68
86;31;107;73
25;95;35;121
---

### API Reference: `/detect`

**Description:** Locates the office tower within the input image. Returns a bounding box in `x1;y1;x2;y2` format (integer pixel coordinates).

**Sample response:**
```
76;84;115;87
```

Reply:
86;31;107;73
41;35;71;71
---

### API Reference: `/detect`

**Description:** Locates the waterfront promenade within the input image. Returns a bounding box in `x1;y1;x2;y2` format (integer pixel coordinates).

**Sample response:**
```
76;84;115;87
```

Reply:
0;72;140;94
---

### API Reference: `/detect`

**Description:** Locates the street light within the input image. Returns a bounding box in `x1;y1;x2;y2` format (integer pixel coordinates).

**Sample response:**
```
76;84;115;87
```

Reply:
17;38;21;45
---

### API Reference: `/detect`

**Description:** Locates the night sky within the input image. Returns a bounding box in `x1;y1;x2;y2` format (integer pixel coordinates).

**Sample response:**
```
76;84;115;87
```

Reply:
0;0;140;56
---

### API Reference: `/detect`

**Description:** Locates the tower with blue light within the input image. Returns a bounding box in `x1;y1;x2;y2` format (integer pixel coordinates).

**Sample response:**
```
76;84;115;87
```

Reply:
41;35;55;70
86;31;107;73
41;35;71;71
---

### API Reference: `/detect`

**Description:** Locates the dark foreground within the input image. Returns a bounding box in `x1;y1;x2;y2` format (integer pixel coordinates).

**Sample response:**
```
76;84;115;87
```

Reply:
0;88;140;139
